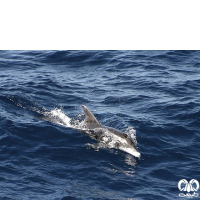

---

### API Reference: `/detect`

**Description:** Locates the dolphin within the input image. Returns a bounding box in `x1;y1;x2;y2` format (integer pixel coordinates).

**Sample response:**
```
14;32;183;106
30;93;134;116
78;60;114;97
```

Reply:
81;105;141;158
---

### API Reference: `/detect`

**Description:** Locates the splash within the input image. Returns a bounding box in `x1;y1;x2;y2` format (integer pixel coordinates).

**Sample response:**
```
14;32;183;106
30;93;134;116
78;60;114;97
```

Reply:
42;108;72;127
41;108;86;130
7;94;83;129
125;126;137;146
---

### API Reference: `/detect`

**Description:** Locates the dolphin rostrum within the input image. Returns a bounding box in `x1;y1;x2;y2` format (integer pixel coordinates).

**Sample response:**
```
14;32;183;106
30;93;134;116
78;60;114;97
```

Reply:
81;105;141;158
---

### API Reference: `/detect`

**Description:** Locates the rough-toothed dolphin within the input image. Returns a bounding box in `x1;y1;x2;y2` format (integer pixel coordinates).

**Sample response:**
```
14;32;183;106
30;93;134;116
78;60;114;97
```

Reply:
81;105;141;158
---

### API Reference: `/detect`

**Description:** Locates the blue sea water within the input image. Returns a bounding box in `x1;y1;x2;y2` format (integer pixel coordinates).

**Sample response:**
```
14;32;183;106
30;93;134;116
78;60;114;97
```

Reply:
0;50;200;200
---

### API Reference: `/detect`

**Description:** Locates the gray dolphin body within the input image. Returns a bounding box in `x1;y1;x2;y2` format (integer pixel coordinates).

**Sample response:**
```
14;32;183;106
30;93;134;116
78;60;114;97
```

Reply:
81;105;141;158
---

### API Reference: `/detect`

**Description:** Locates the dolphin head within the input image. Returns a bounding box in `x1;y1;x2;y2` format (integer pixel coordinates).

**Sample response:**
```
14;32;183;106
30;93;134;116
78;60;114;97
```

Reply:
114;136;141;158
105;126;141;158
119;144;141;158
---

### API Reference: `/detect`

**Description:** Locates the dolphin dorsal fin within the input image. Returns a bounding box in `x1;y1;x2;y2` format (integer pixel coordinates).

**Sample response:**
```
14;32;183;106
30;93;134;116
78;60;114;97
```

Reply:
82;105;100;127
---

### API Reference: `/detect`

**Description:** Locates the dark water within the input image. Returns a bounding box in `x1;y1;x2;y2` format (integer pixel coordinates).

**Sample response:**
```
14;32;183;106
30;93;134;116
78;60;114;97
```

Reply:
0;50;200;200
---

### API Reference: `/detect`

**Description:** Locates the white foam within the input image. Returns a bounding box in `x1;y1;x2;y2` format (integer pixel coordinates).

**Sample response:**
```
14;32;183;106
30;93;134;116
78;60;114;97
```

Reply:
43;108;72;127
125;126;137;146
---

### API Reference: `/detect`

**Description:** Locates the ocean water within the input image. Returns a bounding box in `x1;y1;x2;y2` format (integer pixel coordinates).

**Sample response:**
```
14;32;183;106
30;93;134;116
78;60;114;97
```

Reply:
0;50;200;200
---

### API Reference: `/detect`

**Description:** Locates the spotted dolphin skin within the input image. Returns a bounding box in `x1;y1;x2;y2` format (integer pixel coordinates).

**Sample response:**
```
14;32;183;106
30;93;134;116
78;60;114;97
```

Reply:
81;105;141;158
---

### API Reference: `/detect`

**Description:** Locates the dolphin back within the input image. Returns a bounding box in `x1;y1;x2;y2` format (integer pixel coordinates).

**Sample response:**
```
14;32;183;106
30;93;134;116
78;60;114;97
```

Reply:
81;105;140;157
82;105;100;128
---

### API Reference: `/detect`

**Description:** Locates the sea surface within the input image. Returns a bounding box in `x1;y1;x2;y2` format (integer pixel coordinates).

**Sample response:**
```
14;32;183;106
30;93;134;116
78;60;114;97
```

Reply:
0;50;200;200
